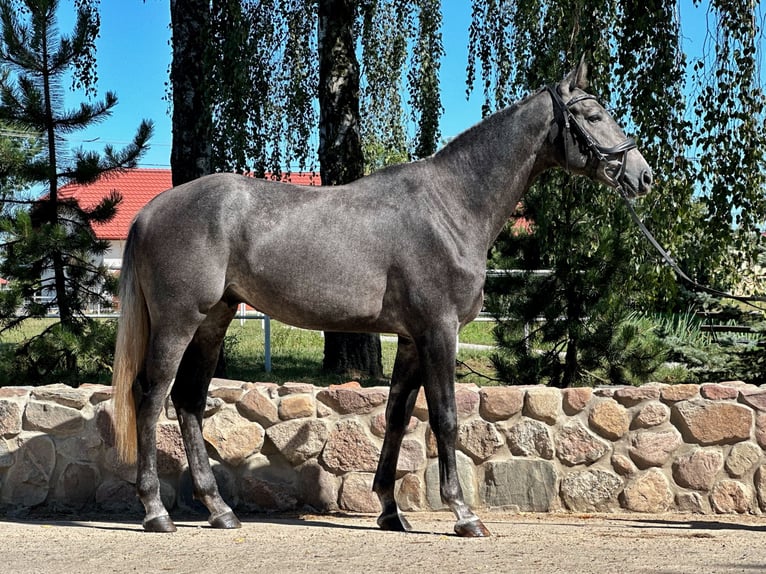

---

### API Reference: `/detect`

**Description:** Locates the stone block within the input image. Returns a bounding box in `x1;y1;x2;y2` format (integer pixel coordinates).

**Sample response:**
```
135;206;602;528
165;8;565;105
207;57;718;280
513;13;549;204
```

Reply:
700;384;739;401
316;386;388;415
672;448;723;491
203;407;264;466
1;434;56;507
209;385;245;403
83;384;112;404
0;387;29;399
298;459;338;512
455;385;480;419
54;462;99;510
481;459;557;512
397;473;424;511
479;386;524;421
755;465;766;511
725;442;762;478
413;388;429;420
278;394;315;420
278;382;315;396
265;419;329;466
397;439;426;473
339;473;380;513
0;399;22;437
561;387;592;415
739;390;766;412
24;401;84;436
588;399;630;440
369;412;418;438
672;400;753;446
240;454;298;511
425;451;477;510
31;385;91;410
321;419;380;474
524;388;560;424
555;421;610;466
237;388;279;428
95;478;141;513
661;384;699;402
629;429;682;469
611;453;637;477
156;422;187;476
457;419;503;463
500;418;554;459
710;480;753;514
621;469;673;513
613;386;661;406
631;402;670;429
676;491;708;514
560;469;623;512
0;437;15;468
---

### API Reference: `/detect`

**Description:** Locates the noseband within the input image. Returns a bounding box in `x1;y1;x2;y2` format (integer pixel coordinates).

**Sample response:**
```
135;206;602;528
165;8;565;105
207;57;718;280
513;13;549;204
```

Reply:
546;85;637;193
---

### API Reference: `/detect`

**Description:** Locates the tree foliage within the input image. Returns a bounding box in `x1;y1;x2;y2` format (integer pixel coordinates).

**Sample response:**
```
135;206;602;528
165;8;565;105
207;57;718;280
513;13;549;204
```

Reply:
205;0;444;176
472;0;764;386
0;0;152;386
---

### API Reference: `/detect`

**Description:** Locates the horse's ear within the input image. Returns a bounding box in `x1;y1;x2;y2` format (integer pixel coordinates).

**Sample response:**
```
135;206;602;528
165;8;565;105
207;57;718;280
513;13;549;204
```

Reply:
565;56;589;91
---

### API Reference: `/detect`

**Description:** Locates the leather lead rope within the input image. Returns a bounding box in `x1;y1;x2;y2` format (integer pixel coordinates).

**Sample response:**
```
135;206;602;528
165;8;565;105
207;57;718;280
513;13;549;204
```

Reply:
618;188;766;310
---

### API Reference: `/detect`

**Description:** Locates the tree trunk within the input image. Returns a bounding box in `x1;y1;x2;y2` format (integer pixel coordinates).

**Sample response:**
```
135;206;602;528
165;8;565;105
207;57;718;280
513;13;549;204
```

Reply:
170;0;213;187
317;0;383;380
170;0;226;376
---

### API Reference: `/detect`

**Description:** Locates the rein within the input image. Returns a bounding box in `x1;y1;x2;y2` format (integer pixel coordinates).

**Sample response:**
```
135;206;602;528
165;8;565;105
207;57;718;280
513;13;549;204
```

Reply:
547;85;765;311
617;189;766;310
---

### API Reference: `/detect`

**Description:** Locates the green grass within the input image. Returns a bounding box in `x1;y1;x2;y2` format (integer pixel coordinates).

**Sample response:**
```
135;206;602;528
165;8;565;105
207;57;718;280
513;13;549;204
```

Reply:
0;317;499;387
0;318;59;343
224;318;498;386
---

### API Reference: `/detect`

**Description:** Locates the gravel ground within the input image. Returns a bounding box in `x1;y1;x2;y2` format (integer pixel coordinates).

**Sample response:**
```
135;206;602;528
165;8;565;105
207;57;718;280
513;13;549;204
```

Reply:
2;511;766;574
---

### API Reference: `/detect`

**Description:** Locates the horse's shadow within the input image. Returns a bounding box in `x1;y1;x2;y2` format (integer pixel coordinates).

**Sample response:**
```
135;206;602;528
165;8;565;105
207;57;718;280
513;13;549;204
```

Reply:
605;516;766;534
0;511;448;535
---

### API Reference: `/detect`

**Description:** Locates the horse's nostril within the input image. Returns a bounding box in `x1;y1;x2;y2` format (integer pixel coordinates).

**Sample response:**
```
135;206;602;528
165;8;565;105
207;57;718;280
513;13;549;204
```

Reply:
641;170;653;188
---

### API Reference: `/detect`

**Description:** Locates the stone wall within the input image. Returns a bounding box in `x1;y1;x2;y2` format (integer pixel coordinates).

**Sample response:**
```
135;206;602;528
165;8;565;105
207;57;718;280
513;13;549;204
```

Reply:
2;379;766;517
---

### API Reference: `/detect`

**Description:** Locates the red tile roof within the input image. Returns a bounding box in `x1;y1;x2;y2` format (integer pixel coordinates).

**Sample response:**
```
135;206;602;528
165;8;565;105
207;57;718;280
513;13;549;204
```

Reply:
59;169;319;241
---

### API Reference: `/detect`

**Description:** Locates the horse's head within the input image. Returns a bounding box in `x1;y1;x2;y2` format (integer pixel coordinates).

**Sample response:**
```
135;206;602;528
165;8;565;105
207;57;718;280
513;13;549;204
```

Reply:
548;60;652;198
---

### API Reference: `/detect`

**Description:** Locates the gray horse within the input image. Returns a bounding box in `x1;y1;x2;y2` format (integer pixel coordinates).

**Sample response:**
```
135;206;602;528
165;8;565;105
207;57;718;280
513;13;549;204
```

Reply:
112;60;652;537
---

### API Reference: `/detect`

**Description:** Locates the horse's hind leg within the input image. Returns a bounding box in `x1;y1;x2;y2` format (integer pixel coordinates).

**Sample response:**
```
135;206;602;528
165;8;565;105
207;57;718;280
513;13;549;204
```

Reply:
171;301;241;529
373;336;421;532
135;323;200;533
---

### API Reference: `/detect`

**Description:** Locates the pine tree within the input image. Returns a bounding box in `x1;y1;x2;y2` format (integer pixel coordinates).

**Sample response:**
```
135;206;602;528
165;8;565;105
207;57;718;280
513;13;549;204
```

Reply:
0;0;152;386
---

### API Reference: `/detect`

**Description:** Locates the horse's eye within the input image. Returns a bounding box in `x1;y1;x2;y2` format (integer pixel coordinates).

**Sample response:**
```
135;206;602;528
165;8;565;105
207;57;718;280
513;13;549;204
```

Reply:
587;114;602;124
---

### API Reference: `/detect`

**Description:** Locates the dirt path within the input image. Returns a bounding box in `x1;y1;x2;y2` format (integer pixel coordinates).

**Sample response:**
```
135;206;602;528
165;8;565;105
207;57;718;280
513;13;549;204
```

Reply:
2;511;766;574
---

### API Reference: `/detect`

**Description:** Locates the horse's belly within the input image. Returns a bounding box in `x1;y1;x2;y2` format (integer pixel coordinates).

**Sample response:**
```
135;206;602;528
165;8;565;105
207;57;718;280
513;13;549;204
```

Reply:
231;270;388;332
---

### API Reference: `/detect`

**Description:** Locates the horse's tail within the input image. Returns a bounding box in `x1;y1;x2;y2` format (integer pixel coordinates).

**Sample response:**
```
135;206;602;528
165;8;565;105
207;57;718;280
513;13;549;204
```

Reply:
112;225;148;464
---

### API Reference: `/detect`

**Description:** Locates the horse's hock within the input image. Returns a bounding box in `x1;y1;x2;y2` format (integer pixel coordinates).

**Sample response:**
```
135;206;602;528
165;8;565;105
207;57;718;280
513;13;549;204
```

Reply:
2;380;766;517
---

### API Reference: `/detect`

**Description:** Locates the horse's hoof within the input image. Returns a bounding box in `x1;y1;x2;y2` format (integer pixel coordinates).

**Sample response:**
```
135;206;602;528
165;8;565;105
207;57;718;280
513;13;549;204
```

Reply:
454;518;491;538
209;511;242;529
143;515;177;533
377;511;412;532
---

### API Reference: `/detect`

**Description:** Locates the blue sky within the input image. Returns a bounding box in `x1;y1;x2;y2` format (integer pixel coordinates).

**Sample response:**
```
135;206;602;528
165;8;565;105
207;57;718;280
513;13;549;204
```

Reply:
57;0;755;170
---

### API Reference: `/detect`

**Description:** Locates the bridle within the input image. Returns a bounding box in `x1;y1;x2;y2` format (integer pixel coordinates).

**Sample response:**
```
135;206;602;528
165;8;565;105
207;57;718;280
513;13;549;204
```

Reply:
546;85;637;194
545;84;766;308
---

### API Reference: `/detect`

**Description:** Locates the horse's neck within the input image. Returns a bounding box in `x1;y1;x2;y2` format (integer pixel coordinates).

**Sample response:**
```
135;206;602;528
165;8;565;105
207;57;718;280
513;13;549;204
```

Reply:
432;90;553;250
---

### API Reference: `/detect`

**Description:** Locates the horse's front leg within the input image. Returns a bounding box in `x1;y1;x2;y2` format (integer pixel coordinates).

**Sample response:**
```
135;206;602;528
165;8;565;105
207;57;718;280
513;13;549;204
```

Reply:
373;336;422;532
421;324;490;538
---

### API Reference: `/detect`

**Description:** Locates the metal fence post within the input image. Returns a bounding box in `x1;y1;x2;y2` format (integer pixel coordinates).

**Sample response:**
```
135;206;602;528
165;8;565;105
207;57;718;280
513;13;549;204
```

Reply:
264;315;272;372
